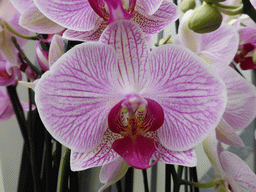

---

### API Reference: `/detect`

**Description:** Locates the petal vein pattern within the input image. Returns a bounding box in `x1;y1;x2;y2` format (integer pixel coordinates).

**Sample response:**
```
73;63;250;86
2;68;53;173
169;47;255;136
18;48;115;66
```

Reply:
35;43;123;152
142;45;227;151
99;20;148;94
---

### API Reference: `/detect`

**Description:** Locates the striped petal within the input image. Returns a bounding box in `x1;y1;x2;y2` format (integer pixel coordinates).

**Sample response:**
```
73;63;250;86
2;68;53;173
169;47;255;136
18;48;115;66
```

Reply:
71;130;121;171
136;0;163;15
220;151;256;192
210;63;256;131
142;44;227;151
35;42;123;152
133;0;179;35
34;0;102;31
99;20;149;93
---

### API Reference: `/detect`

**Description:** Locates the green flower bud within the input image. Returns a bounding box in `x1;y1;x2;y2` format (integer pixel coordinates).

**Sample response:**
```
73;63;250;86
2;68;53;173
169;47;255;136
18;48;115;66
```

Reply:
253;49;256;64
187;2;223;33
180;0;196;13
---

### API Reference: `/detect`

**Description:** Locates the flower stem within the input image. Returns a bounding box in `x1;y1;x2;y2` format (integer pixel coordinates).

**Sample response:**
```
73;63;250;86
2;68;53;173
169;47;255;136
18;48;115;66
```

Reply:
11;36;42;76
60;149;71;192
116;180;123;192
3;21;38;40
165;164;171;192
124;167;134;192
179;178;221;188
142;169;149;192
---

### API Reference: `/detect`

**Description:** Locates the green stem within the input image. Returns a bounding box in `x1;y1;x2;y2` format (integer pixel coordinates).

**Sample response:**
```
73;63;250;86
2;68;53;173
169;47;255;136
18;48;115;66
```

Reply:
179;178;221;188
11;36;42;76
60;149;71;192
242;0;256;24
3;21;38;40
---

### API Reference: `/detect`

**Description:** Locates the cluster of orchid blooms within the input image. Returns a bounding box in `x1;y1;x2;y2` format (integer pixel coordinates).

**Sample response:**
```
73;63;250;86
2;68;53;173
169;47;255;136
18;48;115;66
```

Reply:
1;0;256;191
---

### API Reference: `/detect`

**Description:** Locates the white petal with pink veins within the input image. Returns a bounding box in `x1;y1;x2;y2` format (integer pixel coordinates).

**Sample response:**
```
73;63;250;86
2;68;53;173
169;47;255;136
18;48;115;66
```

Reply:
142;44;227;151
35;43;124;152
34;0;102;31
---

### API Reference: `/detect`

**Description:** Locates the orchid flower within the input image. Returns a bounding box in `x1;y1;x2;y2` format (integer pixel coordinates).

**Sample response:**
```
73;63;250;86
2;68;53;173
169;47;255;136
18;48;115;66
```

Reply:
33;0;179;41
174;10;256;146
0;53;21;86
0;86;32;121
234;27;256;70
10;0;65;34
203;131;256;191
0;0;29;65
35;19;227;170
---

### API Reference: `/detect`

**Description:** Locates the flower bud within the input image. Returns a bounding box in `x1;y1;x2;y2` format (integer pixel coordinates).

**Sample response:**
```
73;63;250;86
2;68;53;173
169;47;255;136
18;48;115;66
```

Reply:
187;2;222;33
253;49;256;64
180;0;196;13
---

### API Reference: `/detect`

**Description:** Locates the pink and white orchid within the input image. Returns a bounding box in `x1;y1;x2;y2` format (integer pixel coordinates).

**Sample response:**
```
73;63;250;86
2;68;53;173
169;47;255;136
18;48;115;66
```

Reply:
174;10;256;146
35;20;227;170
0;0;29;65
203;132;256;191
33;0;179;41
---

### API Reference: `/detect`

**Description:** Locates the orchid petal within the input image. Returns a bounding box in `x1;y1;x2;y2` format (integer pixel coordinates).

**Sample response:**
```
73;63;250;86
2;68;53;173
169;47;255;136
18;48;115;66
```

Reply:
142;44;227;151
210;63;256;131
216;118;244;146
48;34;65;67
178;11;239;65
153;143;197;166
238;28;256;48
220;151;256;192
10;0;33;14
136;0;163;15
63;24;107;42
99;157;129;192
35;42;123;152
133;0;179;34
100;20;149;93
112;135;157;169
19;4;65;34
203;132;225;178
71;129;121;171
34;0;102;31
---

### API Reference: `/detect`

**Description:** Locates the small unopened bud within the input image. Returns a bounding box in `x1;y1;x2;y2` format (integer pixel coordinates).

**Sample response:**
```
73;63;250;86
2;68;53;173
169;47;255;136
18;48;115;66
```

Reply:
252;49;256;64
180;0;196;13
187;2;222;33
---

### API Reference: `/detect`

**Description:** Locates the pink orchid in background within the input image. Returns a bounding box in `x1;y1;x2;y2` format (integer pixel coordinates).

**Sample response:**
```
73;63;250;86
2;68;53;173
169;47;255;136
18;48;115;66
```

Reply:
10;0;65;34
35;19;227;170
35;34;65;71
0;53;22;86
0;0;29;65
234;27;256;70
174;10;256;147
0;87;32;121
203;132;256;191
99;157;129;191
33;0;179;41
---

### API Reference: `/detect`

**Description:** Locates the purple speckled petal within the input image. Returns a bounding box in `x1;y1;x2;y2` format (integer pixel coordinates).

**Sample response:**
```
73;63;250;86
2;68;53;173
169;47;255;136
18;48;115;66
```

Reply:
238;27;256;49
133;0;179;34
48;34;65;67
136;0;163;15
210;63;256;131
33;0;103;31
71;129;121;171
19;4;65;34
99;157;129;192
153;143;197;166
63;24;107;41
142;44;227;151
220;151;256;192
100;20;149;93
10;0;33;14
216;118;244;146
178;11;239;65
35;42;123;152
